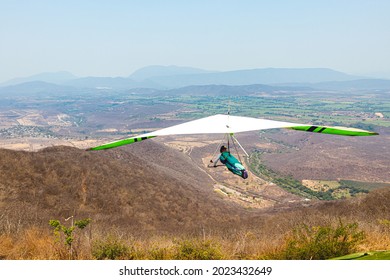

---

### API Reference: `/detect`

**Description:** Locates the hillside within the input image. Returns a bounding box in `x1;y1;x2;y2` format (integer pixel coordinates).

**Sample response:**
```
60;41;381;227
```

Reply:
0;142;253;235
0;71;77;87
1;141;390;260
261;131;390;182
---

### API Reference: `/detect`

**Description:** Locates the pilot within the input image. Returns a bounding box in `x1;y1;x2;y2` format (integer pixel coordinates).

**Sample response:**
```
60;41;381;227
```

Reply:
214;145;248;179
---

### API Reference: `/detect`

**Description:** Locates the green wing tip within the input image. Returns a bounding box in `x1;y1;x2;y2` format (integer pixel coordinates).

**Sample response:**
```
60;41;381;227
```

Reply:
289;125;378;136
87;135;156;151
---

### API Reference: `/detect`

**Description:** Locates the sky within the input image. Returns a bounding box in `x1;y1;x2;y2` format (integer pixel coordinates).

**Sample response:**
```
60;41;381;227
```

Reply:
1;0;390;82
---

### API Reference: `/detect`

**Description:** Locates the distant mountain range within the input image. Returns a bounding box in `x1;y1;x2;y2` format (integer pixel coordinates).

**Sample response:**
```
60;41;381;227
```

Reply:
135;67;364;88
1;66;390;94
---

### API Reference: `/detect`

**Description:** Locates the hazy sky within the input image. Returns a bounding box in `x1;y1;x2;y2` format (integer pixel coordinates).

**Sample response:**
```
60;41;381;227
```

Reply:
1;0;390;82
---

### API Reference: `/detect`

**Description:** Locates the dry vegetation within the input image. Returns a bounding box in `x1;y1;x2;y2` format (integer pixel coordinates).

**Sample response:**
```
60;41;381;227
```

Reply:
1;190;390;260
1;143;390;260
262;131;390;182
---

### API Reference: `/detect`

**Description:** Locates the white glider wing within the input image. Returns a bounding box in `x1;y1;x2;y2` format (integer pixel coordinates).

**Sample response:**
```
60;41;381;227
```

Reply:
89;114;378;151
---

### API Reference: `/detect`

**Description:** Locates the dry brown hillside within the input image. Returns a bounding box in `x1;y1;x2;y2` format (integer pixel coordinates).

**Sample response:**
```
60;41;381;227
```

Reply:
0;142;258;235
262;131;390;182
1;142;390;260
1;139;389;236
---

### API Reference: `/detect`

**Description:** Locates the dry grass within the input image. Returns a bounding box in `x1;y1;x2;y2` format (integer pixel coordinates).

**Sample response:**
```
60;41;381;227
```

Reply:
1;217;389;260
0;228;55;259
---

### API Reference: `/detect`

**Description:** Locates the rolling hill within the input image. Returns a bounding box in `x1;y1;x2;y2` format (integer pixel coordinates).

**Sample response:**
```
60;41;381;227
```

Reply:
0;71;77;87
0;142;254;234
1;140;390;260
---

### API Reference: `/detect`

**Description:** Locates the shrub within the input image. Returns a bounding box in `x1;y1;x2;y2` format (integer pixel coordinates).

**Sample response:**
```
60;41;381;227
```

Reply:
147;246;173;260
278;220;365;260
49;218;91;259
174;239;223;260
92;236;135;260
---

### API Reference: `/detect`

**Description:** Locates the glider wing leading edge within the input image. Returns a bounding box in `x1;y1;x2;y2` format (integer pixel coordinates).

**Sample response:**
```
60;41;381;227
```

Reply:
88;114;378;151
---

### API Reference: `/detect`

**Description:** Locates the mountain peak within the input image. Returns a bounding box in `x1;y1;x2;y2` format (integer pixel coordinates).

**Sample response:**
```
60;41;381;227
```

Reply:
1;71;77;87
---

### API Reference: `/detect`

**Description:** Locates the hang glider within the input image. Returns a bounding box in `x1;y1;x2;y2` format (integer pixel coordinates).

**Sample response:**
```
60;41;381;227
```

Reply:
88;114;378;151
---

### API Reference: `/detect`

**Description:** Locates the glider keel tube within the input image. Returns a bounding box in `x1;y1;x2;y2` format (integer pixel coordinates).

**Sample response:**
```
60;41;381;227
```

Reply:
88;135;156;151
